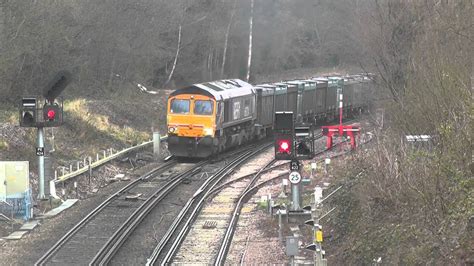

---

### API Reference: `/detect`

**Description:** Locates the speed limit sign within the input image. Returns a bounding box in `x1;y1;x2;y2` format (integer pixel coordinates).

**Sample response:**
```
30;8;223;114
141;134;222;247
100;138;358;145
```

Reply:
288;171;302;184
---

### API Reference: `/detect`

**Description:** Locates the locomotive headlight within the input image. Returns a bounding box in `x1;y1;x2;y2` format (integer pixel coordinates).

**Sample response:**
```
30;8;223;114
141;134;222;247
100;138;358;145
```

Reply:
203;127;214;136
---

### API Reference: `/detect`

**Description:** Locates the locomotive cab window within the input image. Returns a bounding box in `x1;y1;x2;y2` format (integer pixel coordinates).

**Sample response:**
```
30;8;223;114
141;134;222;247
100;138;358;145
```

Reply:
194;100;214;115
170;99;190;114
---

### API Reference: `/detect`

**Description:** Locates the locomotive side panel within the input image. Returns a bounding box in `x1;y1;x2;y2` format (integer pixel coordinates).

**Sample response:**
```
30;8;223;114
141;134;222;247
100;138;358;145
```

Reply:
222;95;255;126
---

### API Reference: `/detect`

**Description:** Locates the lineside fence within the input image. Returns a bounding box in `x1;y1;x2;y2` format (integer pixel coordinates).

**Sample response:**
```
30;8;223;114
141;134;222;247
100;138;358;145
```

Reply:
54;135;167;184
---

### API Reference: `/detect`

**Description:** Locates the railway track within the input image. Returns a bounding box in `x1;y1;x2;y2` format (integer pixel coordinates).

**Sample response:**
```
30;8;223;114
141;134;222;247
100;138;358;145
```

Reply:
145;143;272;265
164;129;355;264
90;161;207;265
34;119;359;265
34;159;185;265
35;141;267;265
214;158;277;265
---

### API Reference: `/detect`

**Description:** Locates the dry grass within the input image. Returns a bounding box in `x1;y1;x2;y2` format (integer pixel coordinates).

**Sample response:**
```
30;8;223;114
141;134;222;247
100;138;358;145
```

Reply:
63;99;150;146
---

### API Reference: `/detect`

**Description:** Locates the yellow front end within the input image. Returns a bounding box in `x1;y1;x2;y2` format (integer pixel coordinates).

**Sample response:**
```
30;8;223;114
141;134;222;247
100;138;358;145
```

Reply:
167;94;217;157
167;94;216;137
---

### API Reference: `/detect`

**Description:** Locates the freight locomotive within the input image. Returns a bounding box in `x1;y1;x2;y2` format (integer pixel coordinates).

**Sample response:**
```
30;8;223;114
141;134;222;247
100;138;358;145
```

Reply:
166;74;373;158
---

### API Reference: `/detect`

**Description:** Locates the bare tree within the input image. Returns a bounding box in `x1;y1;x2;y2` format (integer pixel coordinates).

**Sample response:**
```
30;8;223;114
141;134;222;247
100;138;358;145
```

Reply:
245;0;254;82
164;24;182;87
221;0;237;78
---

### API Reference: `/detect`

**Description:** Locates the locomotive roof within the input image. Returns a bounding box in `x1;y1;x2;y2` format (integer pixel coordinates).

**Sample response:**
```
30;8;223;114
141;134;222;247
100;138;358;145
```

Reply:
170;79;255;100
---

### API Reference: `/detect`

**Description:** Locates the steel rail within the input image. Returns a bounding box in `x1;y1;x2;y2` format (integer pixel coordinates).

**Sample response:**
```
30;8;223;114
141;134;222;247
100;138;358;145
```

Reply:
206;162;288;196
214;159;276;265
145;143;271;266
151;150;254;266
34;159;177;266
212;133;369;265
91;161;207;265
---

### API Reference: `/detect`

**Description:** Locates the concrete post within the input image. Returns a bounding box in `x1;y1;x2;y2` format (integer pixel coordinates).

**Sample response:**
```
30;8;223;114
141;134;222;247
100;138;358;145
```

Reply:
153;132;160;159
37;127;45;199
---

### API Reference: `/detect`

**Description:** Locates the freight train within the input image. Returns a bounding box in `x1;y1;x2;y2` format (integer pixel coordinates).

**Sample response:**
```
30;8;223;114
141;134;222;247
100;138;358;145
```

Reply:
166;74;373;158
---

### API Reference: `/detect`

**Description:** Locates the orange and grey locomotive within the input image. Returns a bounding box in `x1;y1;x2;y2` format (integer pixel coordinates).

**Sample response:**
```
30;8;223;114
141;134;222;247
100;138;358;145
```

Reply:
167;79;256;158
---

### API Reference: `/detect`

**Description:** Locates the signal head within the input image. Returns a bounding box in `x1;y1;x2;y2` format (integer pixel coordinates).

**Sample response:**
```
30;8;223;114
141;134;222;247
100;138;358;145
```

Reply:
275;134;294;160
46;108;56;121
278;139;291;153
42;102;63;127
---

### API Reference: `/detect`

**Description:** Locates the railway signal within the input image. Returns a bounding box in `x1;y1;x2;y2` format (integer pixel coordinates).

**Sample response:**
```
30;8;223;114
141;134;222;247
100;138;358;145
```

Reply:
275;136;293;160
20;98;37;127
294;126;315;159
274;112;295;160
19;71;71;200
42;102;63;127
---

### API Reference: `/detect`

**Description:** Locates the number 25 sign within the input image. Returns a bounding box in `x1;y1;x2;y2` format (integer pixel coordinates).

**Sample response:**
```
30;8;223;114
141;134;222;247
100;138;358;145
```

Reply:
288;171;301;184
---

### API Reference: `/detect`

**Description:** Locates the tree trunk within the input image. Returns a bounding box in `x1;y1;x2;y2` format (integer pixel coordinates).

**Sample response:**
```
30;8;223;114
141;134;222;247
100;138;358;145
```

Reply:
221;0;237;78
164;24;182;87
208;49;213;80
245;0;254;82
